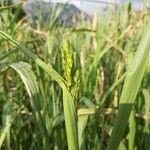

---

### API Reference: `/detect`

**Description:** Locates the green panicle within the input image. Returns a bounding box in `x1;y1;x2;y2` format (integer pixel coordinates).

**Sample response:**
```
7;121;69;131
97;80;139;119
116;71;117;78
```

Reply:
61;39;80;109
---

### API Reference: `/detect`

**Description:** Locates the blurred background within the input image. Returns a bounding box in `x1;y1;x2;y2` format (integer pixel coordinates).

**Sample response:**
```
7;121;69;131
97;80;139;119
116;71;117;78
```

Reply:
1;0;150;150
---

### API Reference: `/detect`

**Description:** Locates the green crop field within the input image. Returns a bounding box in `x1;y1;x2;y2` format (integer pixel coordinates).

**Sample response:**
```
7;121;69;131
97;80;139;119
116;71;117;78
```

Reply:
0;1;150;150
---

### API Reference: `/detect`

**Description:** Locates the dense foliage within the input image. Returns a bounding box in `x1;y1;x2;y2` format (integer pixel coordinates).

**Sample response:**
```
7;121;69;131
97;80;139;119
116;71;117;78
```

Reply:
0;1;150;150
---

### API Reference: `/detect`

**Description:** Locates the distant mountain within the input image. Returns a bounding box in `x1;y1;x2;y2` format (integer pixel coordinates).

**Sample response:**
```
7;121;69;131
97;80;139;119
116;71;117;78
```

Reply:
56;3;90;27
22;0;91;27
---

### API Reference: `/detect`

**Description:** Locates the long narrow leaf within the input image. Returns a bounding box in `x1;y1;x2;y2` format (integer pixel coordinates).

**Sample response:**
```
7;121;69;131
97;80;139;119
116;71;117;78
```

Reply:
0;31;78;150
10;62;51;149
107;23;150;150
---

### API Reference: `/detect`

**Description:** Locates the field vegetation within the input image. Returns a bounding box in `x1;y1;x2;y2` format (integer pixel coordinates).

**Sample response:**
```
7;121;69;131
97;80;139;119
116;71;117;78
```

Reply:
0;1;150;150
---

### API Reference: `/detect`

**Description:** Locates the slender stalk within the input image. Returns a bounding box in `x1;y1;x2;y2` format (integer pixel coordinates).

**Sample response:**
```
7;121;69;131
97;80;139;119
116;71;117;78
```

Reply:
107;23;150;150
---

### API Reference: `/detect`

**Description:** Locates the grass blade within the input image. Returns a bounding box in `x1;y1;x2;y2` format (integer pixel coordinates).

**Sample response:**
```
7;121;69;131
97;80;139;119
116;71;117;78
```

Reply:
107;23;150;150
10;62;51;149
0;31;78;150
